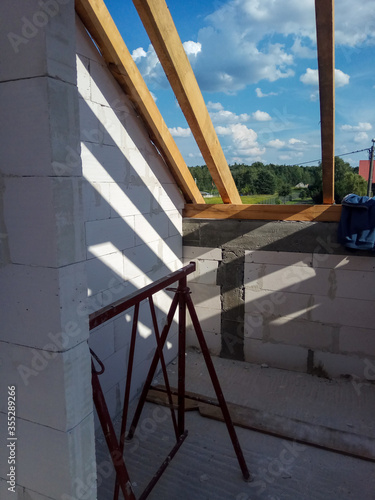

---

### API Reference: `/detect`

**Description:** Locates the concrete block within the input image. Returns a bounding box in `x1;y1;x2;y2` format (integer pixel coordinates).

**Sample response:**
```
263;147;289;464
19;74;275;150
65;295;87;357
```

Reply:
150;185;184;213
145;148;180;186
244;262;331;297
0;0;76;84
244;339;307;372
77;55;91;101
81;141;131;183
89;321;116;361
183;246;222;261
244;288;314;321
114;314;133;352
311;295;375;330
245;250;312;267
185;259;218;285
186;331;221;356
83;180;111;222
187;305;221;334
167;209;183;238
109;183;152;218
339;326;375;357
0;263;89;349
188;282;221;310
97;346;129;395
75;14;103;61
267;316;333;350
244;313;264;340
90;59;124;107
86;252;124;296
0;340;93;431
134;212;170;246
312;253;375;271
4;177;85;267
79;96;102;141
334;269;375;301
0;478;53;500
314;351;370;379
0;412;96;499
86;216;136;257
97;102;127;149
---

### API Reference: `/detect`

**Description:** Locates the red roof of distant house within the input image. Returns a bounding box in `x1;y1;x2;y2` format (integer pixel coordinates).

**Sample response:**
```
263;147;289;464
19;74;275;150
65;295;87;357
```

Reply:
358;160;375;183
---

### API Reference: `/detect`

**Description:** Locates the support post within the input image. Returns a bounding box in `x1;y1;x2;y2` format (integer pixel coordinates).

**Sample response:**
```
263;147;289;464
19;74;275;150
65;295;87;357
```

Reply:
315;0;335;204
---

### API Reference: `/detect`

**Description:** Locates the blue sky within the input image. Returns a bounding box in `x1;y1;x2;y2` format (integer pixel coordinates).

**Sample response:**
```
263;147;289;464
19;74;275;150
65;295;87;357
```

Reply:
105;0;375;168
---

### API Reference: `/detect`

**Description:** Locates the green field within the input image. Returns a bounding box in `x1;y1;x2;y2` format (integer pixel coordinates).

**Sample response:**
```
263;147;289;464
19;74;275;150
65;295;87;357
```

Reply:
204;193;313;204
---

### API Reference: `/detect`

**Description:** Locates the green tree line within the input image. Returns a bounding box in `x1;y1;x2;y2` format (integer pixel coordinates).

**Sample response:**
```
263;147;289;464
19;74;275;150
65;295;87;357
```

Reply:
189;158;367;202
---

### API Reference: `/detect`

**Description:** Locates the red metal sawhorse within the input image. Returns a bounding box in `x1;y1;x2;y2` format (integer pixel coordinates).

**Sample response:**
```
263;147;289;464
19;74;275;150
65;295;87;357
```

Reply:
89;262;250;500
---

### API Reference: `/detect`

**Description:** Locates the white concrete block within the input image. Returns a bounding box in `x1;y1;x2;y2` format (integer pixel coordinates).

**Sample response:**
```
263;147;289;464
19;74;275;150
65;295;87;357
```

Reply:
0;412;96;499
0;0;76;84
0;263;89;349
244;339;307;372
126;147;158;187
339;326;375;357
186;259;218;285
167;210;183;237
245;262;331;297
189;283;221;310
267;316;333;350
134;212;170;246
310;295;375;330
4;177;85;267
98;102;127;148
86;252;124;296
244;288;314;321
312;253;375;271
109;183;152;217
314;351;370;379
83;180;111;221
245;250;312;267
187;305;221;334
79;96;102;141
186;331;221;356
86;216;136;257
77;55;91;100
75;14;103;61
244;314;264;341
183;246;222;261
334;269;375;301
98;346;129;395
90;59;124;107
81;141;130;183
150;185;185;213
89;321;116;361
0;341;93;431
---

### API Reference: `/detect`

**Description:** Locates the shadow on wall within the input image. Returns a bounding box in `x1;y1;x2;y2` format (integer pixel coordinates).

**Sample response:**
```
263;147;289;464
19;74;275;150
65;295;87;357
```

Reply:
183;219;375;381
71;30;187;421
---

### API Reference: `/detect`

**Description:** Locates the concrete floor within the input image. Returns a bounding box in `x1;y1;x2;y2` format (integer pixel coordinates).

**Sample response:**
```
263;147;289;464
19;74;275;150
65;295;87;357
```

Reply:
95;350;375;500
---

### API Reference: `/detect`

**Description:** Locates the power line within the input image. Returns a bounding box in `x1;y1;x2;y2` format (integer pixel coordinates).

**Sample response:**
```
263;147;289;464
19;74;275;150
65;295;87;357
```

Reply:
293;147;371;167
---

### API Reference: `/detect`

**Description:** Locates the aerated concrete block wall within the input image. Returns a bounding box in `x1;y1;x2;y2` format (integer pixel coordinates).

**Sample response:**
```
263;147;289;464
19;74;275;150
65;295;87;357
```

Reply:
0;2;96;499
75;16;184;420
183;219;375;381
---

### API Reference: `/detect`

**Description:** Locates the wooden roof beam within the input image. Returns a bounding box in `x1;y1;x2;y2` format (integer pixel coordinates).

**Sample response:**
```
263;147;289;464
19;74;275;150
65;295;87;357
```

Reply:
132;0;242;204
75;0;204;204
315;0;335;204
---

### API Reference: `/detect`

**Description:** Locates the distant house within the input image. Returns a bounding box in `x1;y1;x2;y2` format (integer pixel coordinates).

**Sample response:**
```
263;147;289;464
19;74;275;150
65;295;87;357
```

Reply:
295;182;309;188
358;160;375;183
200;191;214;197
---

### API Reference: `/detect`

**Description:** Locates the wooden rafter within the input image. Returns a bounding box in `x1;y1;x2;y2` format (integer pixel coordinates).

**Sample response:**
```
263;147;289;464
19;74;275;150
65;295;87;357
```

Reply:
132;0;242;204
75;0;204;204
183;204;342;222
315;0;335;204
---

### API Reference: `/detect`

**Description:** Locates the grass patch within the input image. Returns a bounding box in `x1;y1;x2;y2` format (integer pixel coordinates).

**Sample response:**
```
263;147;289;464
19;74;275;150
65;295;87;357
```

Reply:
204;194;276;204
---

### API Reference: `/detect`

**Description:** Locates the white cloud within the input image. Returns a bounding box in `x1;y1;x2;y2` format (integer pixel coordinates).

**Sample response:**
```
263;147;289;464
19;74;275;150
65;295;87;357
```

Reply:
183;41;202;56
291;38;316;58
210;109;251;124
279;154;293;161
289;138;307;145
132;47;147;60
341;122;372;132
267;139;285;148
300;68;350;87
207;101;224;111
354;132;369;143
169;127;191;137
216;123;265;158
252;110;272;121
255;87;278;98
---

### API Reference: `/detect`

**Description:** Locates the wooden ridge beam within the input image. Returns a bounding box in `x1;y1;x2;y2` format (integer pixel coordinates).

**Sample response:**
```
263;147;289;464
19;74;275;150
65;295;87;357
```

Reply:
315;0;335;204
132;0;242;204
75;0;204;204
183;204;342;222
